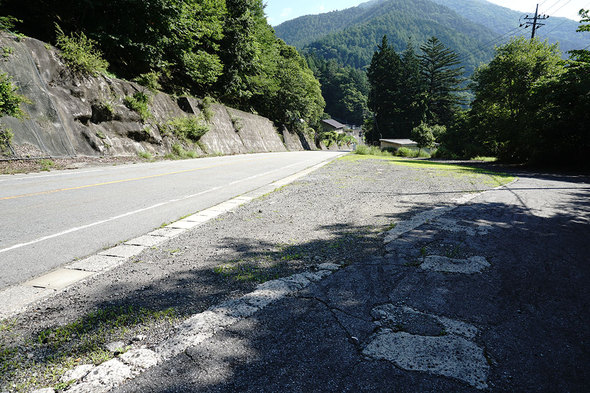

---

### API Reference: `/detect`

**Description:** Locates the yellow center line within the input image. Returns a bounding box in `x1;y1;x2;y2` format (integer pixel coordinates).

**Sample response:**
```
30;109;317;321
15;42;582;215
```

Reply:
1;157;270;201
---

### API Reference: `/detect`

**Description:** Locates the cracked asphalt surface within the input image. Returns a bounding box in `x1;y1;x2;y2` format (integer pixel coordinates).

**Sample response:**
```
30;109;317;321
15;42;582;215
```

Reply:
2;157;589;392
113;169;589;393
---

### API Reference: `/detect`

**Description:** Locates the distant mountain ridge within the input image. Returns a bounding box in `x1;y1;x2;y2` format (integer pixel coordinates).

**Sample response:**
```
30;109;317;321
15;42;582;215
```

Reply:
431;0;586;54
274;0;498;75
274;0;588;74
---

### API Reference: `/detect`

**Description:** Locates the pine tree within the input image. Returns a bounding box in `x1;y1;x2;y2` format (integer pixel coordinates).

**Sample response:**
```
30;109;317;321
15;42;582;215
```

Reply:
419;37;466;126
367;36;404;141
399;42;426;135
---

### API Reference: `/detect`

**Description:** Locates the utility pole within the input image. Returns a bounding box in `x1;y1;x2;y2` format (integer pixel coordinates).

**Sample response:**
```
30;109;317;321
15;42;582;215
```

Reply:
520;4;549;40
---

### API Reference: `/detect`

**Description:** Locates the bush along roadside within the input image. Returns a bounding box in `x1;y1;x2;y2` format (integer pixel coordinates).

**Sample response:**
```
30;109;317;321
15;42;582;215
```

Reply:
0;72;29;155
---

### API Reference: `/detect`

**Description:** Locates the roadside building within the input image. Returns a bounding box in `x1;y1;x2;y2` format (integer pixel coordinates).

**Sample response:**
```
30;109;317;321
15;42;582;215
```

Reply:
379;138;418;150
321;119;346;134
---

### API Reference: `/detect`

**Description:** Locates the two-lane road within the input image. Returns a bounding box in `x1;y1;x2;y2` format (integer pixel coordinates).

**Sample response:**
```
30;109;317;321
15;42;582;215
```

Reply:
0;151;344;289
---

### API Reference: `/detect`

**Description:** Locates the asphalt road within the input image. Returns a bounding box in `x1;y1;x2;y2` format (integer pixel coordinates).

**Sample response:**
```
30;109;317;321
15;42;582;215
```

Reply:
0;151;343;289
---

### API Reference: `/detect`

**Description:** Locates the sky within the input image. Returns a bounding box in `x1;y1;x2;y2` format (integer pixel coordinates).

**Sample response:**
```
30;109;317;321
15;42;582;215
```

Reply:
264;0;589;26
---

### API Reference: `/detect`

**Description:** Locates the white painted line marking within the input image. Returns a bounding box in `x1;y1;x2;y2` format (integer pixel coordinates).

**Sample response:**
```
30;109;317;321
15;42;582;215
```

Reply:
0;154;343;319
0;158;322;254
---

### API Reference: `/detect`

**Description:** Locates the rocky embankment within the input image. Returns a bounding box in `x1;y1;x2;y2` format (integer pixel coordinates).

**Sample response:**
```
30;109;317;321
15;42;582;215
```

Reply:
0;33;319;160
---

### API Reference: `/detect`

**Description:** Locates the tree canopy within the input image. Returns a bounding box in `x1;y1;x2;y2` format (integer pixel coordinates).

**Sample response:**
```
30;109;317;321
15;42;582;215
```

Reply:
365;35;464;143
441;10;590;166
0;0;325;131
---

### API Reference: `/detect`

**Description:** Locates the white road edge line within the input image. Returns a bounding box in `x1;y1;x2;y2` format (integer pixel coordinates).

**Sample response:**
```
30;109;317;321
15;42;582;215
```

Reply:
0;158;322;254
0;154;344;319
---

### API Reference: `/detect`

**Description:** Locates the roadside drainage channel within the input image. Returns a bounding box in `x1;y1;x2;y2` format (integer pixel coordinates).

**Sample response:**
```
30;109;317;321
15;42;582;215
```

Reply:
0;157;342;321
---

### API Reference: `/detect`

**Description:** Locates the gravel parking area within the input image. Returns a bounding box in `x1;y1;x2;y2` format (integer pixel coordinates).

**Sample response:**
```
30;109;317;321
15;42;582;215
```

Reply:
0;155;513;392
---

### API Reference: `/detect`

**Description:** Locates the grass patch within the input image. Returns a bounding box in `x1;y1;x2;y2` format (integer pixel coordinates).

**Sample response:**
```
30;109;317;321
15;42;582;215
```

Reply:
201;96;215;122
341;154;515;187
472;156;497;162
162;116;209;143
169;143;199;159
395;147;431;158
132;71;161;92
38;159;54;172
355;145;432;159
354;145;392;156
386;222;397;231
0;128;14;154
0;72;29;119
137;151;152;160
2;46;14;58
229;114;243;132
0;306;177;392
55;24;108;76
214;261;283;283
124;92;151;122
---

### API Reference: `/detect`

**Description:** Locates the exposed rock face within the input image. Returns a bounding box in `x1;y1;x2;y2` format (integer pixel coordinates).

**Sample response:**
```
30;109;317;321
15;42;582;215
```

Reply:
0;33;310;159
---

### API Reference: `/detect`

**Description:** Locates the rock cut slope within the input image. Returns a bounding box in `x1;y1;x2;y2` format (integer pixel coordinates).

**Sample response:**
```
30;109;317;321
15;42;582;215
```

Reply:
0;33;316;160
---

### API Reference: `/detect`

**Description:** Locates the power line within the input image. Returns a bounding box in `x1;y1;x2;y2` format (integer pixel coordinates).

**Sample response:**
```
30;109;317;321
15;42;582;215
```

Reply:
542;18;568;35
480;26;526;49
537;2;588;36
457;25;528;65
548;0;574;15
543;0;566;13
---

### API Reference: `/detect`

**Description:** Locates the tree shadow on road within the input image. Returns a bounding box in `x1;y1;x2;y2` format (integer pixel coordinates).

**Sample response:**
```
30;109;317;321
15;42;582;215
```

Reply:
2;173;589;392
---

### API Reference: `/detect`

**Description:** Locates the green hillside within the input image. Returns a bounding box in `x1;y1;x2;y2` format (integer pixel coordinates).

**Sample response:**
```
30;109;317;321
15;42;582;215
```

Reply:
275;0;498;75
274;0;589;74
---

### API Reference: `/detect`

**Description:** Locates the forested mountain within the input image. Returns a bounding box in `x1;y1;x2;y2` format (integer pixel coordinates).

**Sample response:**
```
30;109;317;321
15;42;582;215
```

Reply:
275;0;498;76
275;0;588;74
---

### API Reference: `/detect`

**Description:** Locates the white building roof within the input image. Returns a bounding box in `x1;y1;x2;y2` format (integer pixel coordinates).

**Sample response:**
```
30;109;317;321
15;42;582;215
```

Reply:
379;139;418;145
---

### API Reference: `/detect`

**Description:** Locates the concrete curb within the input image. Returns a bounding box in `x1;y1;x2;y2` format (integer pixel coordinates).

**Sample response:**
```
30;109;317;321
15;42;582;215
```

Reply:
0;155;343;321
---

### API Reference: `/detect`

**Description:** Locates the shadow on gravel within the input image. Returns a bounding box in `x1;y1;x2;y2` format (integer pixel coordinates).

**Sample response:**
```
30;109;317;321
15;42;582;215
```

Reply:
1;217;406;390
115;181;590;392
3;176;590;392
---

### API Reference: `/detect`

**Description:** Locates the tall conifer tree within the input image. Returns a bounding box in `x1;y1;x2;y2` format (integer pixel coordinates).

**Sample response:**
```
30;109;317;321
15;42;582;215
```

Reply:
367;36;404;140
419;37;465;126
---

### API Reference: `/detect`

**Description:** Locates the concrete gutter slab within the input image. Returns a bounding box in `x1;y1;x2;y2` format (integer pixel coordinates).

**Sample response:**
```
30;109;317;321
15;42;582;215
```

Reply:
148;227;185;238
124;235;168;247
99;244;145;258
68;255;125;273
0;285;55;318
182;215;213;223
167;220;200;229
24;268;93;290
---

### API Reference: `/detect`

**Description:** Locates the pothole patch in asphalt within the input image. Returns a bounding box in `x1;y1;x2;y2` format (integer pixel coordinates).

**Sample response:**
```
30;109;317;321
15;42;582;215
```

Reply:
420;255;490;274
363;304;489;390
431;217;491;236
